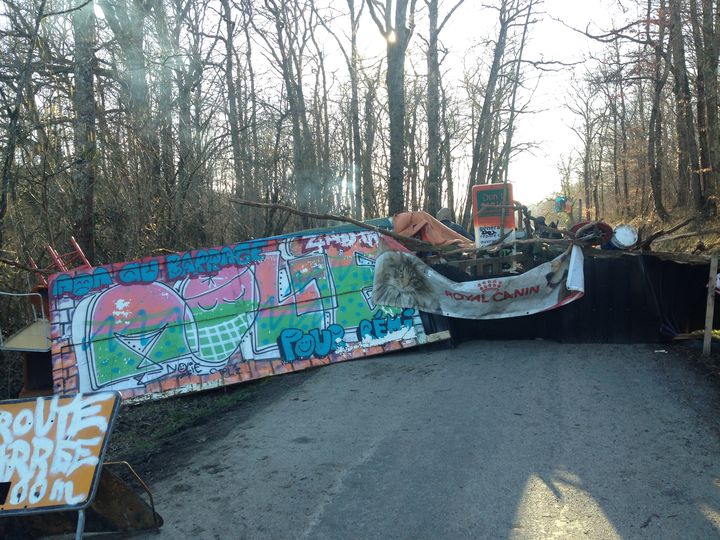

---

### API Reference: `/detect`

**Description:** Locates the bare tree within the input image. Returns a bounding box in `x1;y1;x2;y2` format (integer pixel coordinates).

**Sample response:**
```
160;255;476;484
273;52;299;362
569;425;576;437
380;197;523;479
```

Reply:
461;0;534;225
0;0;48;250
668;0;702;210
253;0;319;226
72;0;98;261
567;76;607;218
424;0;464;216
688;0;720;210
367;0;418;214
221;0;245;200
361;70;381;217
648;0;671;220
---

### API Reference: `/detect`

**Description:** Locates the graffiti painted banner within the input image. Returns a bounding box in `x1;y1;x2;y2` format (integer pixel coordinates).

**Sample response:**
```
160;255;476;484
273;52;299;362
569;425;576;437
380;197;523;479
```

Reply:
0;392;120;515
49;230;429;401
373;246;585;319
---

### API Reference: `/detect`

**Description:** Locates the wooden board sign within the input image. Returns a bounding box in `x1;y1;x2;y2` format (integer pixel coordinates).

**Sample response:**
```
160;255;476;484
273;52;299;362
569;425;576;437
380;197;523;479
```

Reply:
0;392;120;515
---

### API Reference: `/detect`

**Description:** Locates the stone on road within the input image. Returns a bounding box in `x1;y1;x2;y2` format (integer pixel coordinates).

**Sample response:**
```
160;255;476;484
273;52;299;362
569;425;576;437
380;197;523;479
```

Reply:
140;341;720;539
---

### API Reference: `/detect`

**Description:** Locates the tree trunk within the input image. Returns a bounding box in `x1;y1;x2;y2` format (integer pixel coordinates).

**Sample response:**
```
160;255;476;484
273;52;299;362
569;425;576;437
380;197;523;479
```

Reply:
686;0;719;210
497;0;532;186
689;0;711;206
99;0;162;237
701;0;720;204
0;0;47;249
441;83;454;213
408;97;419;211
425;0;441;216
362;78;378;218
72;0;97;261
463;0;510;225
387;35;407;214
649;0;671;221
367;0;416;215
668;0;703;210
347;0;363;219
152;1;176;244
241;2;260;221
614;43;631;216
221;0;244;199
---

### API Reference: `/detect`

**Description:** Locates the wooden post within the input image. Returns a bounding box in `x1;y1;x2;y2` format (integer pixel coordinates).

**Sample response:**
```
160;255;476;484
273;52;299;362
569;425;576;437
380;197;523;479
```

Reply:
703;255;718;356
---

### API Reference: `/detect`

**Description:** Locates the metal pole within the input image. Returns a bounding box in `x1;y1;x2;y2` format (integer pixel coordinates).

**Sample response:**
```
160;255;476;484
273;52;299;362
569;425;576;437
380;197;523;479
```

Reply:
703;255;718;356
75;509;86;540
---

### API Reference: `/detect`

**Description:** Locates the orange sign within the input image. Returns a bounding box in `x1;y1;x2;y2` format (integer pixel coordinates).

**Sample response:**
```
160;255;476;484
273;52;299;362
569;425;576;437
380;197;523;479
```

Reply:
472;184;516;247
0;392;120;515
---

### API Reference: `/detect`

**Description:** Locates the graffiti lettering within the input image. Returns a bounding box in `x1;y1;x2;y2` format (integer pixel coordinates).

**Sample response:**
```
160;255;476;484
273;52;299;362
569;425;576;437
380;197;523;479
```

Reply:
0;394;116;509
51;268;113;298
299;231;378;254
118;260;159;285
277;324;345;362
165;244;265;281
166;361;202;375
356;309;414;341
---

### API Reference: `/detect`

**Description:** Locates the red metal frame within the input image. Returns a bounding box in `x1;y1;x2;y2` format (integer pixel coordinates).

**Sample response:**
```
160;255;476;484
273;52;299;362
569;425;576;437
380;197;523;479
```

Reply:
28;236;91;286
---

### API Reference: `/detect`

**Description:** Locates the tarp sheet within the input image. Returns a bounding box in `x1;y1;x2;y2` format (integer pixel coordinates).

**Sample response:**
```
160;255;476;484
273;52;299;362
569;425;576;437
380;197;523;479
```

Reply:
392;211;474;248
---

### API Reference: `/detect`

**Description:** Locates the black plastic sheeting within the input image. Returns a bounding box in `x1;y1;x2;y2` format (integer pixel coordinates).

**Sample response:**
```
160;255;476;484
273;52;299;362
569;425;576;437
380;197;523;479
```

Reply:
442;253;720;344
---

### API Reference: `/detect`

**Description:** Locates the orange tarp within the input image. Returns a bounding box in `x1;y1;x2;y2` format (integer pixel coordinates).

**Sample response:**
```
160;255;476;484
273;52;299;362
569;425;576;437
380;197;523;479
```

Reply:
393;211;474;249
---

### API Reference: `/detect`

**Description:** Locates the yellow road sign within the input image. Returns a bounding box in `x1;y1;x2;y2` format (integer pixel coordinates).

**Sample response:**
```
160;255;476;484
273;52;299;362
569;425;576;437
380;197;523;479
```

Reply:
0;391;120;515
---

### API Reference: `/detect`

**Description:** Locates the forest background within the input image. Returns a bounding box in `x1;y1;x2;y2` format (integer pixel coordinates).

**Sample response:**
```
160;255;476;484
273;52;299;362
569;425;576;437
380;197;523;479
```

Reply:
0;0;718;299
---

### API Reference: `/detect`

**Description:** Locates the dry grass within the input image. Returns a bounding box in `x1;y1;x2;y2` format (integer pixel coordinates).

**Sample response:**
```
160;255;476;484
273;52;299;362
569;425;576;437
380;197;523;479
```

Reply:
629;211;720;255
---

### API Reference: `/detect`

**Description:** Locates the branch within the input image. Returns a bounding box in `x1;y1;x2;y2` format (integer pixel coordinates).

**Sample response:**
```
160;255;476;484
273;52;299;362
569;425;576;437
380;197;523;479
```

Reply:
43;0;93;18
231;198;458;253
517;58;585;72
441;235;599;257
437;0;465;34
636;217;694;250
550;15;649;45
0;256;51;275
366;0;388;35
651;226;720;244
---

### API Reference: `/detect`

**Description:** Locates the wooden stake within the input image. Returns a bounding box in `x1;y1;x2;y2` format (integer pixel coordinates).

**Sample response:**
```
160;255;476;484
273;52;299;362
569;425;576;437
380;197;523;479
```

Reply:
703;255;718;356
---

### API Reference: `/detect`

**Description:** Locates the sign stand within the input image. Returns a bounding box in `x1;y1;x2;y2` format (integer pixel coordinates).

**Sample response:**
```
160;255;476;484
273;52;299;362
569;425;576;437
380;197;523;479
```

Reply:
76;509;86;540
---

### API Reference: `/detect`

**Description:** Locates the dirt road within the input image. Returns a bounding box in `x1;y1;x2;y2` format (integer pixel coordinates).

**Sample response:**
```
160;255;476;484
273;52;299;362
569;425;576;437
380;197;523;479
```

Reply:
137;341;720;539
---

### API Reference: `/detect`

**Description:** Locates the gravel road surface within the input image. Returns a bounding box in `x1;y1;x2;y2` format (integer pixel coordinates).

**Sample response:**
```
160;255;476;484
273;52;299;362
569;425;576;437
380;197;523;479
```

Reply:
138;341;720;539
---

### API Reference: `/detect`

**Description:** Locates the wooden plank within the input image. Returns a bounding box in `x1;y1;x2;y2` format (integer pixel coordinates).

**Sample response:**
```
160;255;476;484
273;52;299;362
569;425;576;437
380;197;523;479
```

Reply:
425;330;451;343
703;255;718;356
1;319;50;352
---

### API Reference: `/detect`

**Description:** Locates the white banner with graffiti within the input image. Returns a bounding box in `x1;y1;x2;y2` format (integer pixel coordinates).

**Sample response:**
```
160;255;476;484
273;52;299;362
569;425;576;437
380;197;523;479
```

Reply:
373;246;585;319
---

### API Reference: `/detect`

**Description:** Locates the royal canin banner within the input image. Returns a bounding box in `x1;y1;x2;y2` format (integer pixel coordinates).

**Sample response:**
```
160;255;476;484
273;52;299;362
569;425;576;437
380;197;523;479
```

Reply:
373;246;585;320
